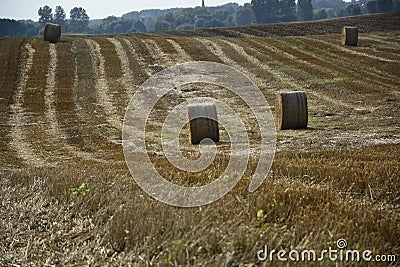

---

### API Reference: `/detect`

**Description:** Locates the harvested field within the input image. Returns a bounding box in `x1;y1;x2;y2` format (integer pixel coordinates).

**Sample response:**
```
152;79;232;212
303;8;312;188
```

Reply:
0;13;399;266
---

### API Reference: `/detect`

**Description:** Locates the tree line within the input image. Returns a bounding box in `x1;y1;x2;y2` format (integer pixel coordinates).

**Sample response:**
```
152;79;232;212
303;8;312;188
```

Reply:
252;0;399;22
1;1;399;37
0;5;89;37
37;5;89;33
110;0;400;32
146;0;399;31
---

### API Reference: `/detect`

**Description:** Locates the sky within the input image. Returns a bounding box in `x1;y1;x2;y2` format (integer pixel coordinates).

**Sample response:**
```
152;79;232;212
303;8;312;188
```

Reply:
0;0;250;21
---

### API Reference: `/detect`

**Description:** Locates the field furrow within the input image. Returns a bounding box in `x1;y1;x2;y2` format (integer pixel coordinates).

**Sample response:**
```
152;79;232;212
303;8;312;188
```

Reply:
124;37;157;76
142;38;174;70
0;40;14;107
8;43;46;167
296;37;400;93
44;44;63;146
194;37;269;98
359;37;400;60
45;42;101;162
166;39;193;62
86;39;122;135
122;38;153;77
367;33;400;47
304;36;399;64
218;37;355;111
245;37;399;102
168;37;224;63
92;37;128;120
310;35;400;79
0;39;25;169
328;34;400;62
107;38;137;101
269;36;399;86
71;38;121;161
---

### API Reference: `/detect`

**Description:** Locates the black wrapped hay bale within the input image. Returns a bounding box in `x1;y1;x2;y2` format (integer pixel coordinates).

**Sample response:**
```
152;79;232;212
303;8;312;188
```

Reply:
342;26;358;46
187;103;219;144
44;23;61;43
276;91;308;130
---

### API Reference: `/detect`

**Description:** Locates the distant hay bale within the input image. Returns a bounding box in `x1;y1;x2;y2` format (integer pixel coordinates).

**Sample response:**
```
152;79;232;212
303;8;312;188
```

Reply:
44;23;61;43
187;103;219;144
342;26;358;46
276;91;308;130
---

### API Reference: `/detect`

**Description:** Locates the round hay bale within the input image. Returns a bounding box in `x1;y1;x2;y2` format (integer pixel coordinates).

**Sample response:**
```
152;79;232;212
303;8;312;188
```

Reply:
44;23;61;43
276;91;308;130
187;103;219;144
342;26;358;46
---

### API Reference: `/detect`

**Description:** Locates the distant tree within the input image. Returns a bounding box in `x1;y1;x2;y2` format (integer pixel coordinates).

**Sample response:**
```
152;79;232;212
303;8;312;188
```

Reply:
281;0;297;21
176;23;194;30
206;18;224;28
113;19;133;33
311;0;345;10
175;8;196;22
316;9;328;19
346;4;362;15
165;12;175;23
54;6;66;28
38;5;53;25
195;18;206;28
377;0;392;12
336;8;346;17
366;0;378;13
195;6;211;16
0;19;37;37
251;0;280;23
144;17;155;32
225;15;235;26
133;20;147;32
176;14;192;25
98;16;118;33
325;8;336;18
154;18;170;32
69;7;89;32
103;15;118;24
214;10;229;21
235;7;252;25
297;0;314;20
393;0;400;11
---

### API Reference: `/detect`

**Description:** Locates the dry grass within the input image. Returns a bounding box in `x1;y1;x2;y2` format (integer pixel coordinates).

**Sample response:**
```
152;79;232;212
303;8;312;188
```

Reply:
1;145;398;265
0;22;399;266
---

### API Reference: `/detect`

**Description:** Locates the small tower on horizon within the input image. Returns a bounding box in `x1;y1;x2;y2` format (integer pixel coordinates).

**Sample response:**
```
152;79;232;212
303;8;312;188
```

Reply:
202;0;205;7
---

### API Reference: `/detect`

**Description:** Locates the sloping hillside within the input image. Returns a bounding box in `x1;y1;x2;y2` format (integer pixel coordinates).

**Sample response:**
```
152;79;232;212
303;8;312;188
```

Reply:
154;12;400;37
0;14;399;265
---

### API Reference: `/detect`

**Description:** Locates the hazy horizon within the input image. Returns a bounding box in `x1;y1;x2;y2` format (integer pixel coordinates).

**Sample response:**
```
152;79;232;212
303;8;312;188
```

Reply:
0;0;250;21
